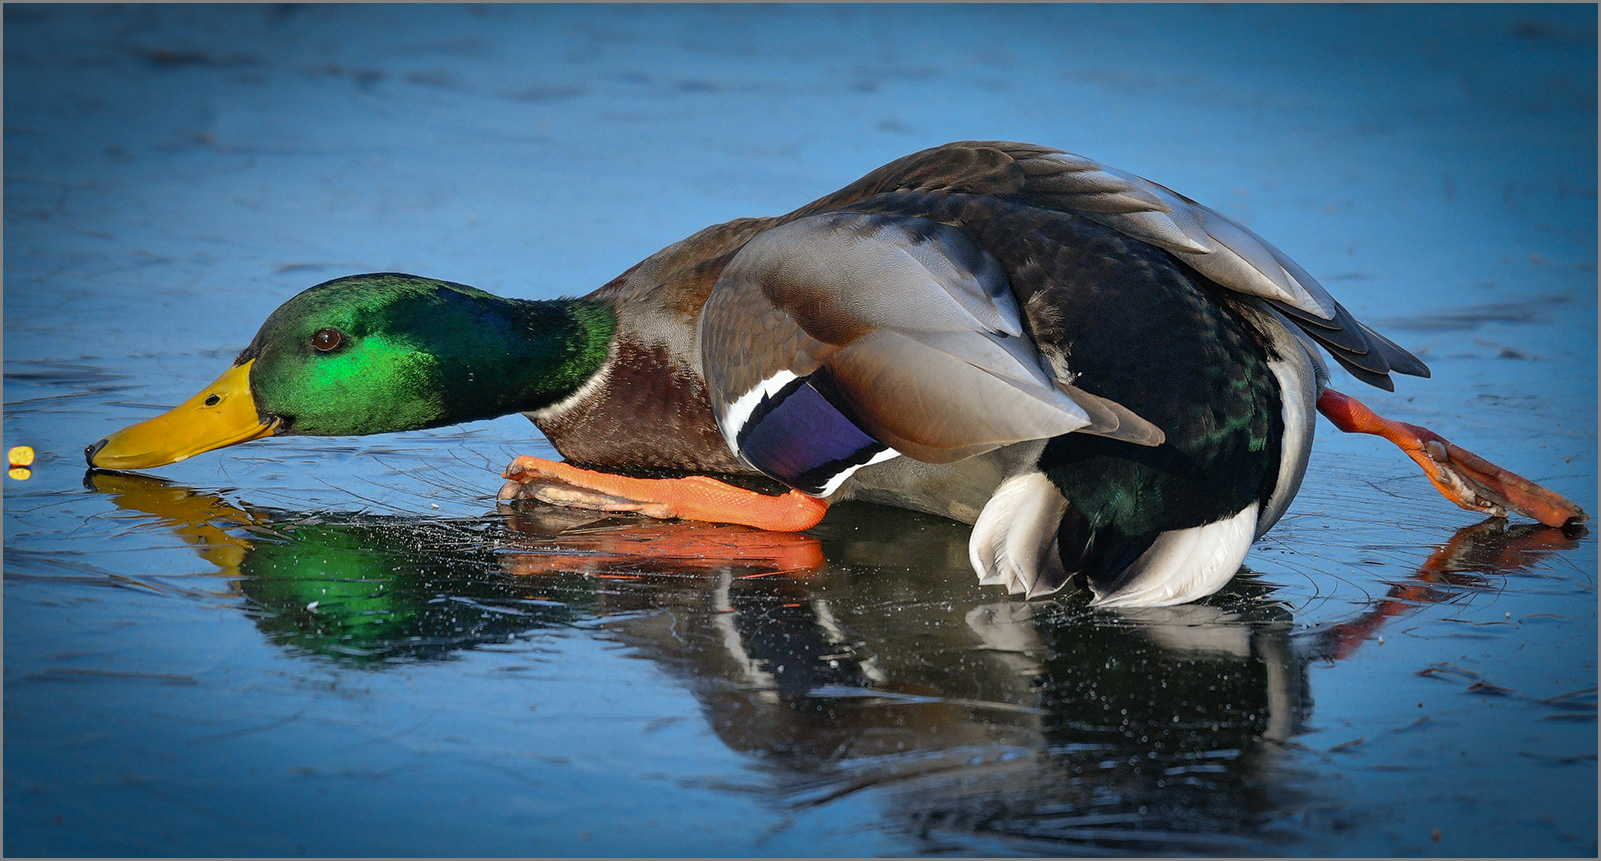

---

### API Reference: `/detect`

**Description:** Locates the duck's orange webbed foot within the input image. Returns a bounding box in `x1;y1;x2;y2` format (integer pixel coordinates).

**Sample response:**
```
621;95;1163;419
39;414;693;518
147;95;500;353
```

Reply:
498;456;829;532
1316;388;1588;528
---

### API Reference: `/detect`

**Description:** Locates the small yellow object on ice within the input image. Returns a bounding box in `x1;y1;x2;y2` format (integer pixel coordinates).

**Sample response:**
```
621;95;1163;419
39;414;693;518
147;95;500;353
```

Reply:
8;467;31;481
8;445;34;468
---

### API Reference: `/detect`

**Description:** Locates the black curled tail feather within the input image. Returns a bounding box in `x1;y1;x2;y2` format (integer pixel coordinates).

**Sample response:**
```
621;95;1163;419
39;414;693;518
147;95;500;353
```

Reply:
1056;509;1162;599
969;476;1168;601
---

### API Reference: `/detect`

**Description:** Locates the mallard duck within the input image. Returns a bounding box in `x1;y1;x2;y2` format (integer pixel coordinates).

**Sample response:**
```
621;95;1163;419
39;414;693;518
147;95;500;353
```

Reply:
86;141;1586;607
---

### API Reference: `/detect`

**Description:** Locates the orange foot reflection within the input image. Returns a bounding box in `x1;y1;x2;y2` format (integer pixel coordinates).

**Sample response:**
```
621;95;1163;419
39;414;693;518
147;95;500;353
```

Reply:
1313;518;1585;661
499;514;827;580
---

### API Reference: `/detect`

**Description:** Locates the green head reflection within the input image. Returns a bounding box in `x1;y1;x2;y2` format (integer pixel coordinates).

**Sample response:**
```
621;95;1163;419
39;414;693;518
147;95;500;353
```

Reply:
241;524;433;660
87;472;585;664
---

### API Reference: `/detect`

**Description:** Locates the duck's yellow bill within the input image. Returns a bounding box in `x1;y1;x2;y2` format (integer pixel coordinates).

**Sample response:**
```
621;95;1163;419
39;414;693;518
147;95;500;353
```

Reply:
87;360;279;470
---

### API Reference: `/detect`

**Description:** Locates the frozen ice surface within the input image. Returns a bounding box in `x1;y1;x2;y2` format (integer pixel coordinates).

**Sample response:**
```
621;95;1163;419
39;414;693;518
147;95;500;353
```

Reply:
5;5;1595;856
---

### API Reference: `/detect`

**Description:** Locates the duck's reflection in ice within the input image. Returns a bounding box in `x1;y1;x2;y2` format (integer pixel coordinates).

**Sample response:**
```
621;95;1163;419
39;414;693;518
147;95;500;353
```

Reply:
88;472;1583;853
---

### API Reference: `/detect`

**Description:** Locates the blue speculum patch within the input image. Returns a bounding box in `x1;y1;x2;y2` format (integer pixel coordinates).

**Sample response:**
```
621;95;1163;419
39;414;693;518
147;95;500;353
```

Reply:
737;373;887;495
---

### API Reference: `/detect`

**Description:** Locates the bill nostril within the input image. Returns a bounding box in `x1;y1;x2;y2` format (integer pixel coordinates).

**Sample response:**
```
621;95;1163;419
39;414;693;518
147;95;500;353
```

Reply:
85;438;108;467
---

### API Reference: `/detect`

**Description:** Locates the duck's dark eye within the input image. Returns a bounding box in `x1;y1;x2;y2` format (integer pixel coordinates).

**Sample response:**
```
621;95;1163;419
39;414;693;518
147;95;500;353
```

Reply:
204;394;221;407
312;328;344;352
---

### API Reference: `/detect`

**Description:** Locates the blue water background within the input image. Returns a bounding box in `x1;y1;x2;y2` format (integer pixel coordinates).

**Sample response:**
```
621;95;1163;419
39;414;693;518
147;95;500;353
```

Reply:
5;5;1596;856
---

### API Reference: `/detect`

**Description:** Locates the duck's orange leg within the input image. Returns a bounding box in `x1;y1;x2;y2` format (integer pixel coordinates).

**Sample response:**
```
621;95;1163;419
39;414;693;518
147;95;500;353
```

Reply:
498;456;828;532
1316;388;1587;528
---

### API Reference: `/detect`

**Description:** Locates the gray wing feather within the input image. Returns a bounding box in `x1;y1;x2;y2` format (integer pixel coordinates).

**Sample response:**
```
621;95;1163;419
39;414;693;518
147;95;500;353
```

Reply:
1058;382;1167;448
1013;145;1429;385
701;210;1163;464
802;142;1426;388
827;331;1093;462
1023;151;1339;319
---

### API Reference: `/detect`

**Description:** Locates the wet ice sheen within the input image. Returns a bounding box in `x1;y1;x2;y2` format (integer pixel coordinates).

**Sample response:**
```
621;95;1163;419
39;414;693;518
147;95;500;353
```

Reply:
5;4;1596;856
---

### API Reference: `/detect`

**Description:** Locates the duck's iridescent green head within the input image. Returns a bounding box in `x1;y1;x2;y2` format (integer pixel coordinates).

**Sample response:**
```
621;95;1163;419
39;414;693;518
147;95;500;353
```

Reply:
87;273;615;470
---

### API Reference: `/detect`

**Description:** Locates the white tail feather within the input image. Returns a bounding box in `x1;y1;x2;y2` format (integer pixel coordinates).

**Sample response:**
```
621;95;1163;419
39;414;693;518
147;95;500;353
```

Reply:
968;472;1067;596
1090;503;1258;608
